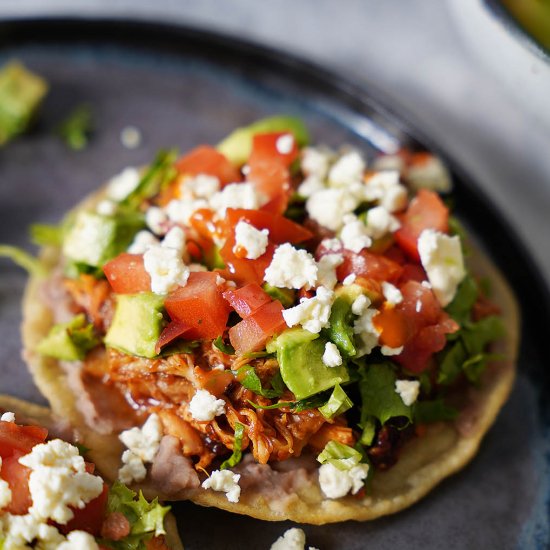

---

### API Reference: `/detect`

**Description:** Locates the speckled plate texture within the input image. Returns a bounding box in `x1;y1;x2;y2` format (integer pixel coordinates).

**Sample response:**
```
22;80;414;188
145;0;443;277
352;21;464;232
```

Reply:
1;18;549;550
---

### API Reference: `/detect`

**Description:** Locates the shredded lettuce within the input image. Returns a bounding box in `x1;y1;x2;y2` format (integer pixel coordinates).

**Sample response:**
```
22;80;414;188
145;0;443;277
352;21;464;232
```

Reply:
247;391;328;412
36;313;100;361
0;245;46;276
220;422;245;469
121;150;178;211
438;315;505;385
359;363;414;426
318;383;353;419
58;104;93;150
101;481;170;550
30;223;64;247
317;441;363;471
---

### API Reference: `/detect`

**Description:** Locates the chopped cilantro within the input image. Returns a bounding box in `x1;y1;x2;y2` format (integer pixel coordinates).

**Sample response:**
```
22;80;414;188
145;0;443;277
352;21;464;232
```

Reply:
213;336;235;355
235;364;284;399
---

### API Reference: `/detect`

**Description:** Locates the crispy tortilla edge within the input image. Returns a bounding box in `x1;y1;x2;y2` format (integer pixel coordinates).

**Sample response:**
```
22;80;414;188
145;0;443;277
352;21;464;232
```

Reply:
20;195;519;524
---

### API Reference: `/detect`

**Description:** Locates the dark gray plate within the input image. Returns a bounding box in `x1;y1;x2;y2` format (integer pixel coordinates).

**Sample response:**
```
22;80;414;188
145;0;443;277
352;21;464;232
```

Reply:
1;18;549;550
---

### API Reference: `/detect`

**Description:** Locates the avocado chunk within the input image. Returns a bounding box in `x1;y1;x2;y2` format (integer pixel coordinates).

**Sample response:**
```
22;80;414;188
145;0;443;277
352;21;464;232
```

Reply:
217;115;310;166
105;293;166;358
268;328;349;400
62;210;144;269
37;314;99;361
262;284;295;308
0;61;48;146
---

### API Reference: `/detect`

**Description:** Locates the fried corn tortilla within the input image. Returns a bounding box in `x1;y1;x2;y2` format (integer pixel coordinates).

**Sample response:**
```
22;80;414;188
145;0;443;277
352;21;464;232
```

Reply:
0;394;184;549
19;184;519;524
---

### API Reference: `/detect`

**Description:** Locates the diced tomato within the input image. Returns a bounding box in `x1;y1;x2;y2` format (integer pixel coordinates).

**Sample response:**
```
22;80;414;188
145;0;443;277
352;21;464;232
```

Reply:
247;132;298;203
164;272;231;340
392;281;459;372
1;452;31;514
373;304;410;349
60;483;109;536
155;321;192;354
394;189;449;262
0;421;48;458
194;367;234;397
175;145;241;185
219;237;275;286
260;192;289;216
336;249;403;283
222;283;272;318
229;300;286;354
225;208;312;245
248;132;299;168
103;254;151;294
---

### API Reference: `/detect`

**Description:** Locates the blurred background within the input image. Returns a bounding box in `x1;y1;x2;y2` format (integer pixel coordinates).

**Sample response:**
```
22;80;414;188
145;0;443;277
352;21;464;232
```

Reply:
2;0;550;287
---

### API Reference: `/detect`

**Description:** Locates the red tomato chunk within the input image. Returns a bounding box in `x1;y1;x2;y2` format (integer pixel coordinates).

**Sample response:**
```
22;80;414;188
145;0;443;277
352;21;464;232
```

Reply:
103;253;151;294
222;283;272;318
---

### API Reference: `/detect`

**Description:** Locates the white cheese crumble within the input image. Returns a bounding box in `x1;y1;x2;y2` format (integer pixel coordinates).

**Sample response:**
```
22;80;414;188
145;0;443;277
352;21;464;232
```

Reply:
143;243;189;295
322;342;343;368
264;243;318;290
316;253;343;290
318;462;369;499
0;513;67;549
120;126;142;149
106;167;141;201
127;230;159;254
297;175;325;198
328;150;365;188
365;205;401;239
282;286;334;334
382;282;403;305
210;182;265;216
233;220;269;260
118;414;163;485
18;439;103;524
320;238;342;252
96;199;117;217
407;155;452;193
161;225;186;253
145;206;169;235
353;308;380;357
276;133;294;155
1;412;15;422
364;170;408;213
179;174;220;201
270;528;307;550
381;345;404;356
301;146;333;179
189;389;226;422
166;197;210;227
342;273;356;286
340;214;372;253
305;188;358;231
395;379;421;406
351;294;370;316
58;530;100;550
417;229;465;307
201;469;241;503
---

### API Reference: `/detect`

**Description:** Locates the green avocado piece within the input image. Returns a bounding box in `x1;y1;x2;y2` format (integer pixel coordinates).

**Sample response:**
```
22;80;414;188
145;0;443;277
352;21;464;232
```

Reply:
105;293;166;358
262;284;296;308
217;115;310;166
37;314;99;361
0;61;48;146
268;328;349;400
62;210;144;269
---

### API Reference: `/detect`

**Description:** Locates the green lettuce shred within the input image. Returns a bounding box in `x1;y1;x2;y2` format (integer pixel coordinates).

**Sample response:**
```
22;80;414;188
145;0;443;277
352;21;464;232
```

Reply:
0;245;46;277
30;223;64;247
317;441;363;471
36;313;100;361
220;422;245;469
318;383;353;419
101;481;170;550
359;363;414;426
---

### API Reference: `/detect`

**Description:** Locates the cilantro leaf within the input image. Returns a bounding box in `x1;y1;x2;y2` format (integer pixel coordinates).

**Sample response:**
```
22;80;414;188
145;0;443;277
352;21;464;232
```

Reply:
235;365;284;399
213;336;235;355
220;422;245;470
359;363;413;425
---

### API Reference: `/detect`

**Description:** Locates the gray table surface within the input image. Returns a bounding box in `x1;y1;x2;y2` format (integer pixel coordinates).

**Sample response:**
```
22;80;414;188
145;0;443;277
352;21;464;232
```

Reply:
2;0;549;291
